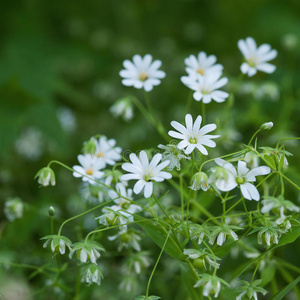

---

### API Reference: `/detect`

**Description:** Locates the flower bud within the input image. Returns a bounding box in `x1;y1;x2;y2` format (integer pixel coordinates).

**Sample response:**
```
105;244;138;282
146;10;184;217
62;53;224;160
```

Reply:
189;172;209;191
82;138;97;155
110;97;134;121
260;122;273;131
48;206;55;217
35;167;56;187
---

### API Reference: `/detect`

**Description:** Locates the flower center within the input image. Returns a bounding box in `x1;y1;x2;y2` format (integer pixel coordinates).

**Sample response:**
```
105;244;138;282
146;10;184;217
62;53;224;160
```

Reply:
189;138;198;144
236;176;245;184
247;56;259;67
97;152;104;158
144;170;153;182
139;72;148;82
197;68;205;75
86;169;94;175
201;89;211;95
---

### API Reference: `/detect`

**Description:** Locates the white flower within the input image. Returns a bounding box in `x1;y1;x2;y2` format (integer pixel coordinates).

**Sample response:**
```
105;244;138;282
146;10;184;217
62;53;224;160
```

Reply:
194;274;228;298
189;172;210;191
41;235;72;255
168;114;220;155
209;224;240;246
214;158;271;201
181;72;229;103
4;198;24;222
70;241;105;265
260;122;273;131
110;97;134;121
35;167;56;187
94;136;122;167
81;265;103;286
184;52;223;77
120;54;166;92
121;151;172;198
73;154;105;184
238;37;277;77
158;143;190;171
108;229;142;252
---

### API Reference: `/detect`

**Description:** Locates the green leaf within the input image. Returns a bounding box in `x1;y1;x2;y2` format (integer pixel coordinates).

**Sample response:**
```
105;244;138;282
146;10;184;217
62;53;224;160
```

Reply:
270;276;300;300
263;155;276;170
275;225;300;247
141;221;183;260
261;265;276;286
179;263;200;300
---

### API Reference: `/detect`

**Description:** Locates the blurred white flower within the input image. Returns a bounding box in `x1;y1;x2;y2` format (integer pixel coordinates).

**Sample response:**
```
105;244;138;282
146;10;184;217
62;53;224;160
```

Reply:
214;158;271;201
41;235;72;255
110;97;134;121
57;107;76;132
238;37;277;77
81;264;103;286
181;72;228;103
169;114;220;155
4;197;24;222
121;151;171;198
184;52;223;77
120;54;166;92
15;127;44;160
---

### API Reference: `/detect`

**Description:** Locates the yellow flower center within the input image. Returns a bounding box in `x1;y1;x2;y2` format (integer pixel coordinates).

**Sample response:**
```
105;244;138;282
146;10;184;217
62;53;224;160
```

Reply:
144;170;153;182
189;138;197;144
86;169;94;175
139;72;148;82
97;152;104;158
197;68;205;75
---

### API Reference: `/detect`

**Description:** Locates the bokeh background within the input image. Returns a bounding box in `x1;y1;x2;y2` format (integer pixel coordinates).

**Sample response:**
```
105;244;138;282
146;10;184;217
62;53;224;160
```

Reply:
0;0;300;299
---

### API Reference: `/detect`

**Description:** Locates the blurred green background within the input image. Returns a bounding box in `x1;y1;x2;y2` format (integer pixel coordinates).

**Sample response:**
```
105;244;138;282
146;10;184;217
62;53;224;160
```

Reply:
0;0;300;299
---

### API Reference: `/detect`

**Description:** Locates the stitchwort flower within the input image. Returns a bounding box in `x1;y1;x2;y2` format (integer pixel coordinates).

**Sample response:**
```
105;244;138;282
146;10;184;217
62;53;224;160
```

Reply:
238;37;277;77
41;235;72;255
81;264;104;286
121;151;171;198
73;154;105;185
236;279;267;300
69;241;105;265
110;96;134;121
184;51;223;77
214;158;271;201
168;114;220;155
35;167;56;187
4;198;24;222
120;54;166;92
181;72;229;103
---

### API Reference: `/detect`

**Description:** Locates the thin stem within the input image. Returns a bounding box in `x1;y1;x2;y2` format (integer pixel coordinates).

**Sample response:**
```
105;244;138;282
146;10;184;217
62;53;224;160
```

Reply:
280;172;300;191
145;228;171;297
248;129;261;146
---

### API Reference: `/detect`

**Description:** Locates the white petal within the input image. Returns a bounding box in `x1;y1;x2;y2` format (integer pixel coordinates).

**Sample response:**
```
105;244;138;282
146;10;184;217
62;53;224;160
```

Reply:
256;63;276;74
144;182;153;198
133;180;146;194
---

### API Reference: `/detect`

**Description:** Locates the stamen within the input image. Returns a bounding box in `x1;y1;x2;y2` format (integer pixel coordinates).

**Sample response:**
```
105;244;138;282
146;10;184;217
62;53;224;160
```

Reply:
197;68;205;75
139;72;148;82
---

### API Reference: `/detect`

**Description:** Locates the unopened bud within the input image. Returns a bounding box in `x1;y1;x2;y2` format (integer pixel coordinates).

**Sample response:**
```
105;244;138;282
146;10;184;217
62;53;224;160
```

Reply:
260;122;273;131
49;206;55;216
189;172;209;191
35;167;56;187
83;138;97;155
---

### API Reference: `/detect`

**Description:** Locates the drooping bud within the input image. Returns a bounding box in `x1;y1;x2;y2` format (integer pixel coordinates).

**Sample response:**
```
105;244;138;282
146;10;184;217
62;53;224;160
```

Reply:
189;172;209;191
35;167;56;187
48;206;55;217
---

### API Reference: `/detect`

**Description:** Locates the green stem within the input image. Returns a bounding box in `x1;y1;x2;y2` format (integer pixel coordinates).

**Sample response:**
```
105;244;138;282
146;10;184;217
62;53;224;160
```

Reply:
145;228;172;297
248;129;261;146
280;172;300;191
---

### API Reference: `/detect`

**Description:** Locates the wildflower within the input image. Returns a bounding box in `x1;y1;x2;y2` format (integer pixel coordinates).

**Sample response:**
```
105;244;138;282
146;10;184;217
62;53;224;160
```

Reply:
181;72;229;103
184;52;223;77
80;181;109;204
257;227;280;246
120;54;166;92
73;154;105;185
189;171;210;191
123;251;152;274
104;169;128;187
183;248;220;270
236;279;267;300
4;198;24;222
168;114;220;155
121;151;172;198
110;97;134;121
35;167;56;187
194;274;229;298
41;235;72;255
108;229;142;252
119;275;139;294
69;241;105;264
94;136;122;167
81;264;103;286
15;127;44;161
238;37;277;77
209;224;241;246
274;209;292;231
261;195;299;215
189;223;211;245
214;158;271;201
158;143;190;171
97;184;142;231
